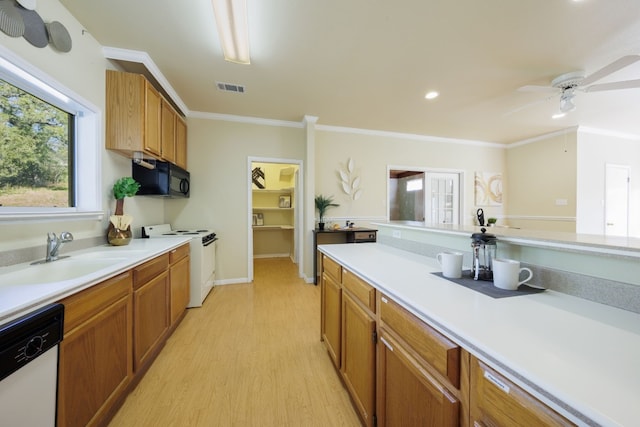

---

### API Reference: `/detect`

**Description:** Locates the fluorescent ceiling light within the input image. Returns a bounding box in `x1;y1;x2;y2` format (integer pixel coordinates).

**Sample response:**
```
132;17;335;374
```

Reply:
211;0;250;64
425;91;439;100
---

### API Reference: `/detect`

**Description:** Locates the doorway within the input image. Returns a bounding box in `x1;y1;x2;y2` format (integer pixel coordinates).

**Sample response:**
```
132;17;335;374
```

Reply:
248;158;303;282
388;168;462;224
605;164;630;237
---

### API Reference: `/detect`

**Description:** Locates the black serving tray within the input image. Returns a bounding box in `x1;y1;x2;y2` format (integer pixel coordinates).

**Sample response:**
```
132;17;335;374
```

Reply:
432;270;545;299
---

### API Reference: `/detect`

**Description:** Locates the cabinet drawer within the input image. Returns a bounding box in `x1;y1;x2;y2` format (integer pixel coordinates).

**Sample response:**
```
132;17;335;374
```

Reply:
133;253;169;289
471;357;575;426
322;255;342;283
169;243;190;264
379;293;460;388
342;268;375;313
60;272;132;334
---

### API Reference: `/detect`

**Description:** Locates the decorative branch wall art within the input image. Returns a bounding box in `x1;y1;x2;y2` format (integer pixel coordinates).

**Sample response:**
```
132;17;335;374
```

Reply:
338;158;362;201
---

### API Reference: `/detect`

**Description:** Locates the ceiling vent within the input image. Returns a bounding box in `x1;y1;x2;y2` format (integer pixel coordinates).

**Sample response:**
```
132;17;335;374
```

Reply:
216;82;246;94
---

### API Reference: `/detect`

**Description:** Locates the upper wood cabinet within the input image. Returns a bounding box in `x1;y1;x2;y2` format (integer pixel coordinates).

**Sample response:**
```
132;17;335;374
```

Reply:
106;70;187;168
175;115;188;169
161;98;177;164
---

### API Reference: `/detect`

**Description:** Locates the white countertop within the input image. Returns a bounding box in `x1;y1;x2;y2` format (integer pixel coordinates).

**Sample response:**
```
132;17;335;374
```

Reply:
0;237;191;325
319;242;640;427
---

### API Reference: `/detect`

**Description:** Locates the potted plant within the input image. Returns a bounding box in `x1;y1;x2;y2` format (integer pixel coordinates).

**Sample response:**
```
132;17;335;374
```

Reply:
315;194;339;230
487;217;497;226
108;177;140;245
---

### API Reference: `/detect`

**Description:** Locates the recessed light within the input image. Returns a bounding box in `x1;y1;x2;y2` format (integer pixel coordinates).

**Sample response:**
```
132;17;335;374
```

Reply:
425;91;439;100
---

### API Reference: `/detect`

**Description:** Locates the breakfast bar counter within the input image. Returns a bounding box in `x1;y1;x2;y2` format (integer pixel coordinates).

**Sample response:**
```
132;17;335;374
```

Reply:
319;242;640;427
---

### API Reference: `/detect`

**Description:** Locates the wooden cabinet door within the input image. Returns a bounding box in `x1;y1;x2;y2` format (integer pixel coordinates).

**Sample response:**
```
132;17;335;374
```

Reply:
377;329;460;427
470;357;574;427
321;272;342;368
170;254;190;324
175;115;188;169
144;82;162;156
161;99;176;163
134;271;169;371
58;294;132;427
106;70;144;153
341;291;376;427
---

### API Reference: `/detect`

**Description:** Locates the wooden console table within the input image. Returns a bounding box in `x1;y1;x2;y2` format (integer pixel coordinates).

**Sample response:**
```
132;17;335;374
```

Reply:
313;227;377;284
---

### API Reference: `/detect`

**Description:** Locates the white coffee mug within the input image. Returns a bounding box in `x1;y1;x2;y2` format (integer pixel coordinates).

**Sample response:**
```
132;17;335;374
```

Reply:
492;258;533;290
436;251;463;279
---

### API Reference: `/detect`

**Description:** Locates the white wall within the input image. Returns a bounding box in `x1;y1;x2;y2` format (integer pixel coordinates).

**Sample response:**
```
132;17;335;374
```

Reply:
314;129;506;227
577;129;640;237
165;118;305;283
505;130;577;232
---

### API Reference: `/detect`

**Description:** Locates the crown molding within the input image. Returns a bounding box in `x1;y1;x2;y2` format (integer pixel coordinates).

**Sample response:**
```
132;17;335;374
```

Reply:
102;47;189;116
315;124;503;148
189;111;304;128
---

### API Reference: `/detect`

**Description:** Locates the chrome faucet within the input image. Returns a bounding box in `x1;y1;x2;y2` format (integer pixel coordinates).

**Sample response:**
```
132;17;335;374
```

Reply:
46;231;74;262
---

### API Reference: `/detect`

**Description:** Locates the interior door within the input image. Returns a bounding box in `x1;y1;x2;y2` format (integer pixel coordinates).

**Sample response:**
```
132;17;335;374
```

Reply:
605;164;630;236
426;172;460;225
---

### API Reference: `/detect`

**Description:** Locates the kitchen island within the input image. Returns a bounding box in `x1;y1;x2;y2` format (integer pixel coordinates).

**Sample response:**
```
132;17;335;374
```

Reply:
319;242;640;426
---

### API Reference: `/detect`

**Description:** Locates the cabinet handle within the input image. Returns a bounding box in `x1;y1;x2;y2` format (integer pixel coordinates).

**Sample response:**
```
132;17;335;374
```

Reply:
381;296;388;304
380;336;393;351
483;369;510;394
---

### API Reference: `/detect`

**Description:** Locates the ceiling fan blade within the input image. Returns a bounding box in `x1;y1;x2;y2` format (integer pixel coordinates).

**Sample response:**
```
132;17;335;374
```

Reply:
517;85;558;93
585;79;640;92
580;55;640;86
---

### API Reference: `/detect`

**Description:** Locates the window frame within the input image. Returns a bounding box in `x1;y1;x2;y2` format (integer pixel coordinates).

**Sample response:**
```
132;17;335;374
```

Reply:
0;46;102;222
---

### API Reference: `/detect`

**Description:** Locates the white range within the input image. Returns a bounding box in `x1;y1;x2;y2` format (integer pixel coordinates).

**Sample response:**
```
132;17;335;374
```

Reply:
142;224;217;307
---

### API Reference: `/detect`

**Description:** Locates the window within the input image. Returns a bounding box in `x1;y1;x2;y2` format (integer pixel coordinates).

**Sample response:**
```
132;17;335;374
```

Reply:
406;178;423;192
0;79;74;207
0;50;101;220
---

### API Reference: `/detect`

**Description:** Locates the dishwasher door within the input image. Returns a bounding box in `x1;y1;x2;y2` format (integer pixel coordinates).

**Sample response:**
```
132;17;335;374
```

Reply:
0;303;64;427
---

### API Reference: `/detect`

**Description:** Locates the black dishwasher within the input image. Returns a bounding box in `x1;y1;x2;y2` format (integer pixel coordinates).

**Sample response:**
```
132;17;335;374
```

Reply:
0;303;64;427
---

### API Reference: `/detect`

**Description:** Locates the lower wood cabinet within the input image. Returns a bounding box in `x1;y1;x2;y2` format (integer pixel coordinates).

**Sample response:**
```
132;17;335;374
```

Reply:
57;273;133;427
57;248;188;426
321;270;342;368
169;244;190;326
133;269;169;371
319;253;576;427
470;356;575;427
377;328;460;427
341;291;376;427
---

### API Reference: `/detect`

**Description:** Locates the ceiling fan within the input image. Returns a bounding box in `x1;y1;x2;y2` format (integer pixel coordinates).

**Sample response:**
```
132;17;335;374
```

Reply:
516;55;640;114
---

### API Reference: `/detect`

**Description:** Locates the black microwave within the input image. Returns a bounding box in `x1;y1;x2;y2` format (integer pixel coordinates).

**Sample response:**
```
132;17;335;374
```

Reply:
132;160;190;198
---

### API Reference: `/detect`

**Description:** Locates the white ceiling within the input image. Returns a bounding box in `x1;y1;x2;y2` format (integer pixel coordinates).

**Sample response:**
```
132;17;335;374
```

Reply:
60;0;640;144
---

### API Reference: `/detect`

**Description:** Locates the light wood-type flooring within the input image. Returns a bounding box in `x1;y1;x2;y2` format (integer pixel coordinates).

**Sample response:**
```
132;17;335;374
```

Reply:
108;257;361;427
